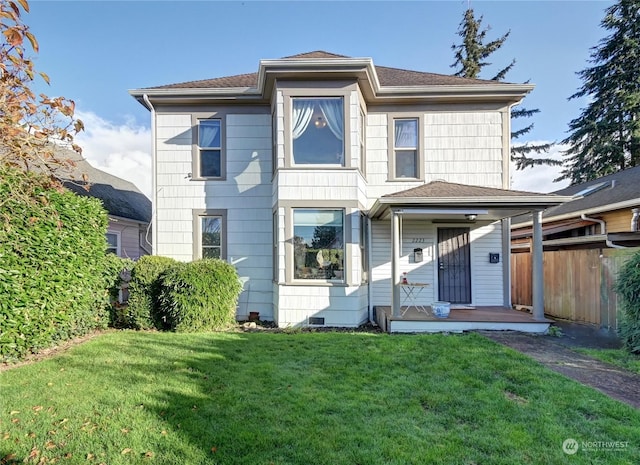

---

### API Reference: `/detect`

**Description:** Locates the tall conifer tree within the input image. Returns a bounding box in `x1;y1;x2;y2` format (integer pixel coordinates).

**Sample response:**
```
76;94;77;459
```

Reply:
558;0;640;184
451;8;557;170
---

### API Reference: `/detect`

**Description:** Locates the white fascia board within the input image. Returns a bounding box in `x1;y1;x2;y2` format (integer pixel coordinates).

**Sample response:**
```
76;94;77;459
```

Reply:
377;83;534;99
129;87;260;98
511;197;640;228
378;195;572;207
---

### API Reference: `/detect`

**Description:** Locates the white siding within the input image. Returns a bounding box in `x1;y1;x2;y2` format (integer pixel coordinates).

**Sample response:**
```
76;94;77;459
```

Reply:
154;112;274;320
276;285;368;327
425;112;503;188
364;109;505;204
371;219;504;308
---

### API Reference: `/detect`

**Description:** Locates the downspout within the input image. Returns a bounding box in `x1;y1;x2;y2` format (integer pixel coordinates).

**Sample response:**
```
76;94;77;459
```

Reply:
367;217;374;325
143;94;157;255
580;213;626;249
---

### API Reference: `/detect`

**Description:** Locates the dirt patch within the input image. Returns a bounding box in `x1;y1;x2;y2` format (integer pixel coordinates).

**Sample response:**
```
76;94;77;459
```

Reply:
483;331;640;409
0;330;111;372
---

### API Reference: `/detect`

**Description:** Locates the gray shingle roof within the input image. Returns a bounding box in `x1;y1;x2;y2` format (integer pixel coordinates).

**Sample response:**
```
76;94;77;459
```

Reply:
55;148;151;223
382;181;543;199
147;50;502;90
512;165;640;225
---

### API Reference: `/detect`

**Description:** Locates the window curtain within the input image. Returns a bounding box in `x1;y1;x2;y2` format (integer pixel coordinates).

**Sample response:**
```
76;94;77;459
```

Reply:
199;121;220;147
319;99;344;141
395;120;417;148
292;99;315;139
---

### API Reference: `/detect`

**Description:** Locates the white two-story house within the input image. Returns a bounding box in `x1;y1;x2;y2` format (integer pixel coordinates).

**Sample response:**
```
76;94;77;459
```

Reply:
130;51;567;332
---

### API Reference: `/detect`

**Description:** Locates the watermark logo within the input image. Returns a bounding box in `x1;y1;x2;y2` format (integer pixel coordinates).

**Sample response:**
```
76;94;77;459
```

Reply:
563;438;579;455
563;438;629;454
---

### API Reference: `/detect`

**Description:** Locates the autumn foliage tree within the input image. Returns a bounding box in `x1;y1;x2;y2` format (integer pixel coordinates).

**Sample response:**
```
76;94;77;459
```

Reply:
0;0;84;184
0;0;126;361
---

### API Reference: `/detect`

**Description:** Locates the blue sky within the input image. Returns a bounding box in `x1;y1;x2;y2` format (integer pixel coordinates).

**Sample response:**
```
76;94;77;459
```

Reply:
24;0;614;196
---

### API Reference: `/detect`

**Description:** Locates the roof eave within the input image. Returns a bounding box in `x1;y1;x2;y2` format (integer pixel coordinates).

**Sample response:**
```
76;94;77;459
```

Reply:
370;195;571;219
511;197;640;228
376;84;534;103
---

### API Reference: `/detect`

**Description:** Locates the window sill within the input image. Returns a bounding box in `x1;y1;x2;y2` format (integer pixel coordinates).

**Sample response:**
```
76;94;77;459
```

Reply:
387;177;423;182
190;176;227;182
284;280;349;287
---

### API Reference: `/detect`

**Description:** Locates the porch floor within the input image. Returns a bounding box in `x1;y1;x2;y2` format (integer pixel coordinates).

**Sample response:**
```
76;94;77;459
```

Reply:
374;305;551;334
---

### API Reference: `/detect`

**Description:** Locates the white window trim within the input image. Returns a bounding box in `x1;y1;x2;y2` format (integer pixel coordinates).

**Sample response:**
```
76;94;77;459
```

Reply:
106;231;121;256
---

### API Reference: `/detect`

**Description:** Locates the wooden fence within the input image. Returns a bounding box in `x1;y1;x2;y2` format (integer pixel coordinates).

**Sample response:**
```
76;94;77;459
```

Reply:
511;247;640;329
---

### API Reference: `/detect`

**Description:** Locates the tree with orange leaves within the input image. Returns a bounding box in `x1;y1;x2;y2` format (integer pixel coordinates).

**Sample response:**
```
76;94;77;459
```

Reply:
0;0;84;182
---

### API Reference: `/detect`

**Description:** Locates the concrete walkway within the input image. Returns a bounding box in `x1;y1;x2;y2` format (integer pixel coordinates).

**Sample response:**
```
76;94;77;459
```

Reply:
482;322;640;409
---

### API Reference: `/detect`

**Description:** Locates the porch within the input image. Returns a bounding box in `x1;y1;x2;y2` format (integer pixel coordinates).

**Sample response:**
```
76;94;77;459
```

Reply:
374;305;551;334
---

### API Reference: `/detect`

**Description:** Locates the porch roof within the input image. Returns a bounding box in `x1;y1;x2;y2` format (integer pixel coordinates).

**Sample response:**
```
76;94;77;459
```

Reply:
369;181;572;221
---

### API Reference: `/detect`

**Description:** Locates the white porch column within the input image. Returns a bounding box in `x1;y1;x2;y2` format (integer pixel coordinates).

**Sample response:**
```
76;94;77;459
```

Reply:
532;209;545;320
391;210;401;317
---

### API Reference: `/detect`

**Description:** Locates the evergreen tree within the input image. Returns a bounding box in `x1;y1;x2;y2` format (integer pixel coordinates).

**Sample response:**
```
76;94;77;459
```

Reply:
558;0;640;184
451;8;557;170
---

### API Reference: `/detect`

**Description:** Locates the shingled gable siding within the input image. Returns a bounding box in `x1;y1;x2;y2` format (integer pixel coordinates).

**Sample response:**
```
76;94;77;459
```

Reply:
154;111;274;320
364;107;506;199
370;219;504;308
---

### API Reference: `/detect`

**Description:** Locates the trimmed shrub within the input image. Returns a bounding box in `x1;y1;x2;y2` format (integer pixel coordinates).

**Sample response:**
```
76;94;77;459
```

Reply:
126;255;177;329
157;259;243;332
615;250;640;354
0;166;114;361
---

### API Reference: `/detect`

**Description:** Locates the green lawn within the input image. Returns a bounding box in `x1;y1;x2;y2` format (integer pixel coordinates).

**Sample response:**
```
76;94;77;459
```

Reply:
574;347;640;375
1;331;638;464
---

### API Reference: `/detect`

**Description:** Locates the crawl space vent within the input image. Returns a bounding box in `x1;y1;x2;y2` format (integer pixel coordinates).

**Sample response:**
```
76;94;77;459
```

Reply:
308;317;325;325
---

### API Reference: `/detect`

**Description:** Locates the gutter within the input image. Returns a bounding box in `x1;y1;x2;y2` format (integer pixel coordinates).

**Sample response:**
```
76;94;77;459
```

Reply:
512;198;640;228
580;214;626;249
143;94;157;255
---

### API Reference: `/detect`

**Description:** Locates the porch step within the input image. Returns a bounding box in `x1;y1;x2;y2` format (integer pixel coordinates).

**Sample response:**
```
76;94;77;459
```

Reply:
374;306;551;334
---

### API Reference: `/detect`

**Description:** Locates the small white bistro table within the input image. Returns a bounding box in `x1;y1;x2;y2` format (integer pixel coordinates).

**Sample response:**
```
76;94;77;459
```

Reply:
400;283;431;316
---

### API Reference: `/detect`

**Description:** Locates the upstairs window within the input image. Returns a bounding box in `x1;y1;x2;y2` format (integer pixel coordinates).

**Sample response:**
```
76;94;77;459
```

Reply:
358;108;366;174
393;118;419;179
197;119;222;178
292;97;344;166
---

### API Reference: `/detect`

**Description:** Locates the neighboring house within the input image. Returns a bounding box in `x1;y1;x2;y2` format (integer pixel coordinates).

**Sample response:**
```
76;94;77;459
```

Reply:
511;166;640;252
130;51;567;331
58;148;152;260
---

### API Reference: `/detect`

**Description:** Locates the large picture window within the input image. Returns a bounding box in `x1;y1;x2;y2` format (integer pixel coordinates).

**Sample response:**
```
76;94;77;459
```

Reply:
293;209;344;280
197;119;222;178
393;118;419;179
292;97;344;165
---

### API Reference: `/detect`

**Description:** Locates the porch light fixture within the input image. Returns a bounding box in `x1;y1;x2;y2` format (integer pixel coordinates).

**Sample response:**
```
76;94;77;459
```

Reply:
314;116;327;128
465;214;478;221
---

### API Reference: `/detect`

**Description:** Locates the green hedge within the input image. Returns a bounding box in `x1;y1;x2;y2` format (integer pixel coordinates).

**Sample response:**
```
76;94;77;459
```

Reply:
125;255;177;329
0;166;117;361
615;250;640;354
157;259;243;332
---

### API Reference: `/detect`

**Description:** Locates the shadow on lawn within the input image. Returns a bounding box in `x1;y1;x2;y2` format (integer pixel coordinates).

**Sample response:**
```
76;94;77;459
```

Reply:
19;331;638;465
88;331;399;464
